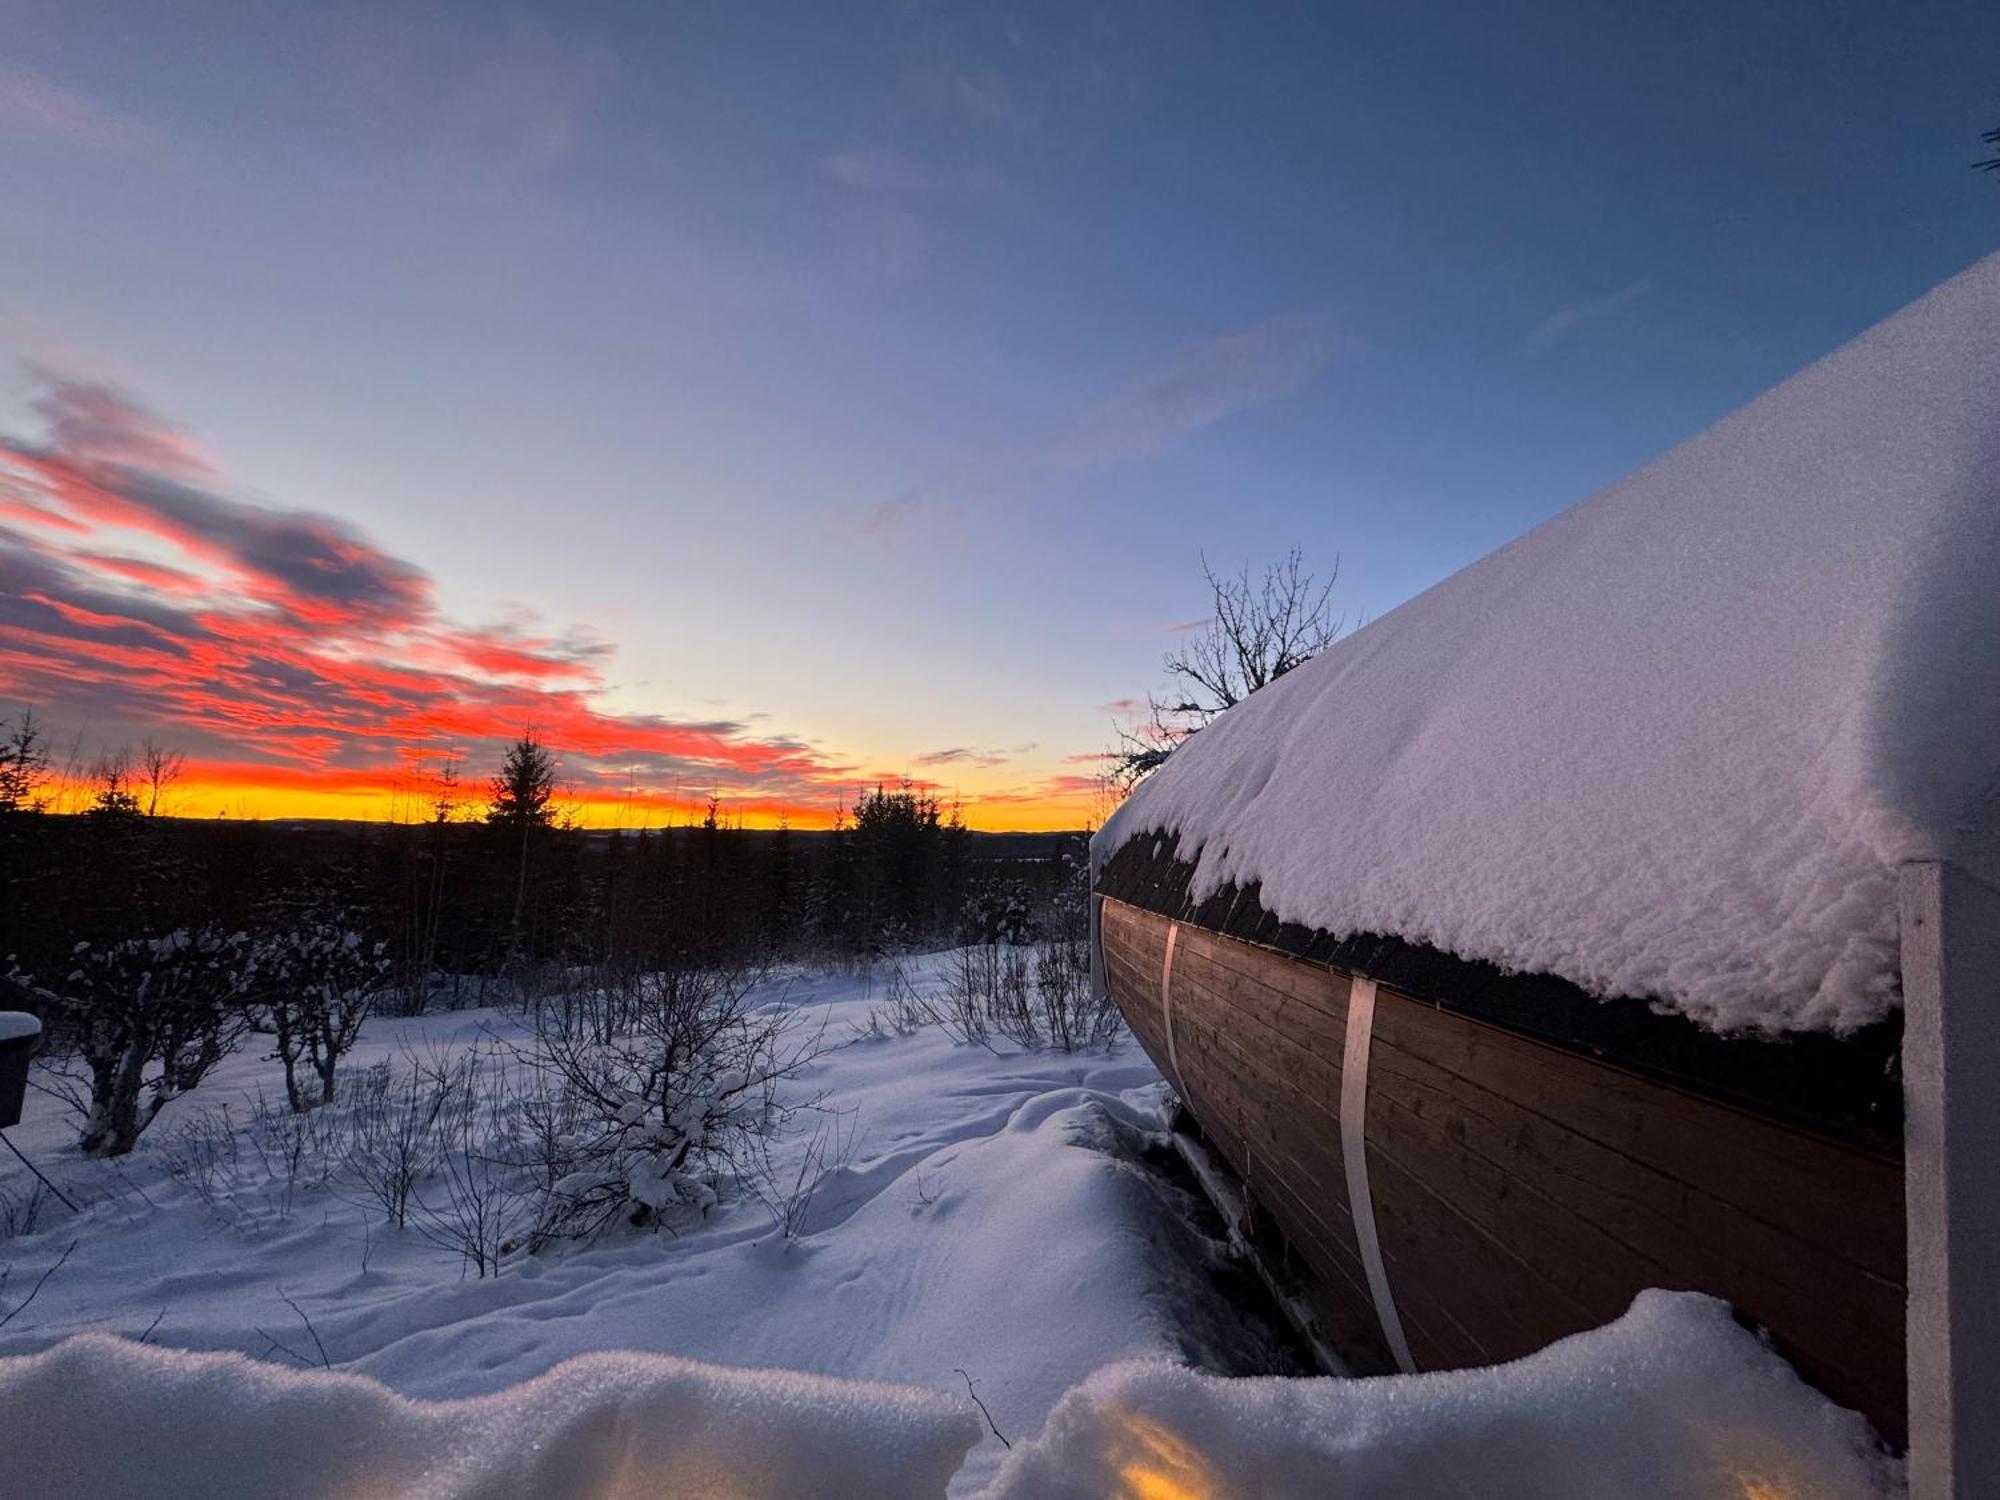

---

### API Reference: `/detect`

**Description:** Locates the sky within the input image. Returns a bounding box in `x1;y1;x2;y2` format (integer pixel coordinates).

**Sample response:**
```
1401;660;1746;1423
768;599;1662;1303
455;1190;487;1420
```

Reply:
0;1;1995;829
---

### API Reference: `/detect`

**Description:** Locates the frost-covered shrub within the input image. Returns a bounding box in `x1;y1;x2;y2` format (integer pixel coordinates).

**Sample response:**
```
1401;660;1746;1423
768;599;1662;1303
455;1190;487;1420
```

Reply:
26;928;250;1156
959;882;1036;947
245;920;391;1111
523;960;820;1242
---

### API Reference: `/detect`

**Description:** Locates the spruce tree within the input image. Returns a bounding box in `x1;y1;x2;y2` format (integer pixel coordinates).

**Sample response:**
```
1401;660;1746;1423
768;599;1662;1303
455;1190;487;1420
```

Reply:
486;734;557;969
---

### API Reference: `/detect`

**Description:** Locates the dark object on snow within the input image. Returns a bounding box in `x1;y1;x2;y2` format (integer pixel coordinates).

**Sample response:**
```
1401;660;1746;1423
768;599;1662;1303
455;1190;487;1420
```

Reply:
0;1012;39;1129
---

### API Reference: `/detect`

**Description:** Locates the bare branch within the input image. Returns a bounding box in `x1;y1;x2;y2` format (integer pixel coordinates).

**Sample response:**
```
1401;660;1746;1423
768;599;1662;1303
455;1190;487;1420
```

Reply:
1116;547;1343;786
955;1368;1011;1449
0;1240;76;1332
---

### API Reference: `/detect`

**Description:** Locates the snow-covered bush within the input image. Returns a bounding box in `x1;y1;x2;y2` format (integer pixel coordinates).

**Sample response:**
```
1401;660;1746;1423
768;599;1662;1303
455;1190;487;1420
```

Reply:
244;920;391;1112
523;959;823;1242
24;928;250;1156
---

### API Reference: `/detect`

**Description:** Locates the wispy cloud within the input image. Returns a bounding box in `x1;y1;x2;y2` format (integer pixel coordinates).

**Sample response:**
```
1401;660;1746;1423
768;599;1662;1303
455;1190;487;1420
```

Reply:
824;146;937;196
1519;278;1655;358
1048;313;1342;470
426;26;616;183
870;312;1343;537
914;746;1007;769
902;62;1037;133
821;145;1004;283
0;68;152;154
823;144;1003;200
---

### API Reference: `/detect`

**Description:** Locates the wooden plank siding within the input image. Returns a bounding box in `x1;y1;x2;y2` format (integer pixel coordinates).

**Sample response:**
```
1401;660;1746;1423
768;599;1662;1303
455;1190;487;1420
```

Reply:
1096;894;1907;1443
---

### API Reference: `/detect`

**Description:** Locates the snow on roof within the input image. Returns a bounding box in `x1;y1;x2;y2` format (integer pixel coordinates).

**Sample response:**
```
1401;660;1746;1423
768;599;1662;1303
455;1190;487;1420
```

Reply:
1098;253;2000;1035
0;1012;42;1043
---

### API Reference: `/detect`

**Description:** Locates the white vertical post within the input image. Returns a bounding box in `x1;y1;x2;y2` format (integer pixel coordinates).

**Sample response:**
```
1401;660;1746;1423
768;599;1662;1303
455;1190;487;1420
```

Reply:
1901;859;2000;1500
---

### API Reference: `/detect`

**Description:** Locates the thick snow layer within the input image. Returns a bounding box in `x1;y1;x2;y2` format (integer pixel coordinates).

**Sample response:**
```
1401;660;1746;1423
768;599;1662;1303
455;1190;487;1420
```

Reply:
0;966;1901;1496
0;964;1255;1496
0;1010;41;1042
0;1292;1897;1499
0;1333;980;1500
984;1290;1900;1500
1100;253;2000;1033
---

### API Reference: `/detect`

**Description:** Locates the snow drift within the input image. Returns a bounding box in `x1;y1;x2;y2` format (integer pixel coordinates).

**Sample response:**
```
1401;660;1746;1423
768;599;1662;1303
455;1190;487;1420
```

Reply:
983;1291;1899;1500
0;1334;980;1500
0;1292;1898;1499
1099;252;2000;1034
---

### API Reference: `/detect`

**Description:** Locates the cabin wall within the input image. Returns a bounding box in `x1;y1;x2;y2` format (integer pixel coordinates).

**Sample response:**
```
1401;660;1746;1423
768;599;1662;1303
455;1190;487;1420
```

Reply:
1099;894;1908;1443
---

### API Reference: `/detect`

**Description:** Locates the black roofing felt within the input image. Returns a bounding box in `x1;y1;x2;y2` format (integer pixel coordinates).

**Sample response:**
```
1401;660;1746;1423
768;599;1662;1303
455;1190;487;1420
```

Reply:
1095;830;1903;1158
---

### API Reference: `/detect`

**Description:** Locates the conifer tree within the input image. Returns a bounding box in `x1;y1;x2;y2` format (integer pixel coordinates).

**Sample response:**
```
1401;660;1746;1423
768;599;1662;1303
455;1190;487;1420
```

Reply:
487;734;557;969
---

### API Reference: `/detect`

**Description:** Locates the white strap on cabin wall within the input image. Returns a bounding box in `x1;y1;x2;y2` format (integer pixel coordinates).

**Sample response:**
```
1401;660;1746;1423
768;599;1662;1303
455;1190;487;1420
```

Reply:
1341;976;1418;1374
1159;921;1185;1093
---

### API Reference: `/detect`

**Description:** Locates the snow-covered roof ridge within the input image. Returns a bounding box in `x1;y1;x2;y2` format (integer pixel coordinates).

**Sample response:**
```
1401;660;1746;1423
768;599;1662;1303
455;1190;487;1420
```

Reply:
1098;252;2000;1035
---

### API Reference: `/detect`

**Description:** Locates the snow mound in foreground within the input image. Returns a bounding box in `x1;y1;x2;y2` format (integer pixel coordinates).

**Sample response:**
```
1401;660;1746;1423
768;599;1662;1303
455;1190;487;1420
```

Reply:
985;1291;1900;1500
0;1292;1898;1499
0;1334;980;1500
1100;252;2000;1034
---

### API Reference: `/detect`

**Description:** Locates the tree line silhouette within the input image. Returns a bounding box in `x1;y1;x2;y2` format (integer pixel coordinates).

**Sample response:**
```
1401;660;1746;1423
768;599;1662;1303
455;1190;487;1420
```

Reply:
0;725;1087;1022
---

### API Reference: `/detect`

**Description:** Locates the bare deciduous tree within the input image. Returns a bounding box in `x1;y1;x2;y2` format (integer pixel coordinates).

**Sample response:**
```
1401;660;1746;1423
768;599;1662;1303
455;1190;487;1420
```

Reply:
139;738;187;818
1115;547;1343;786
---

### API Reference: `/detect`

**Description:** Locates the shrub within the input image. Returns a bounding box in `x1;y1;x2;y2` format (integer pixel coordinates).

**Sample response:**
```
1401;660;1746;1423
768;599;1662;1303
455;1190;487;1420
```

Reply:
30;928;250;1156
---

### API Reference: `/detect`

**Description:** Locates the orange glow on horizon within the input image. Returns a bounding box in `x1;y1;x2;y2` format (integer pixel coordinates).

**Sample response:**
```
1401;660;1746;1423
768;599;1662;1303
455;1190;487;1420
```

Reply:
56;764;1097;833
0;374;1109;838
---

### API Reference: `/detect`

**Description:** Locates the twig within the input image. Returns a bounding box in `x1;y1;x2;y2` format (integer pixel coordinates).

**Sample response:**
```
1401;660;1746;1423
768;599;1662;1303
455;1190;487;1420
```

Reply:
0;1130;80;1212
955;1367;1010;1449
276;1287;331;1367
0;1239;76;1331
253;1328;313;1367
137;1307;167;1344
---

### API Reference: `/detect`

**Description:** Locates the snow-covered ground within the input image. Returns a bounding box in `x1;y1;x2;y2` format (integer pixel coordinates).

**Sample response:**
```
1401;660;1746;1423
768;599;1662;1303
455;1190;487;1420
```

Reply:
0;955;1901;1497
0;956;1284;1495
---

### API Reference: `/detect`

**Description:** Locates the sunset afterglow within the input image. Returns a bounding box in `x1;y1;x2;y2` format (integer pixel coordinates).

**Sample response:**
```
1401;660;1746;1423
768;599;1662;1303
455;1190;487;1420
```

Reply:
0;375;1102;828
2;6;1986;831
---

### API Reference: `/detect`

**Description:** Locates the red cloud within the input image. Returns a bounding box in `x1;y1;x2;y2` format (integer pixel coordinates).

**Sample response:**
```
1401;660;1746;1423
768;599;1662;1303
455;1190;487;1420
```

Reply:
0;372;871;813
0;371;1099;829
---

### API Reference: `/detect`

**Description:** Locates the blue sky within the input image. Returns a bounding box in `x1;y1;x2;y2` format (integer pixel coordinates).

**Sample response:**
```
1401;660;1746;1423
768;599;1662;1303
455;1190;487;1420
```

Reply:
1;1;1994;824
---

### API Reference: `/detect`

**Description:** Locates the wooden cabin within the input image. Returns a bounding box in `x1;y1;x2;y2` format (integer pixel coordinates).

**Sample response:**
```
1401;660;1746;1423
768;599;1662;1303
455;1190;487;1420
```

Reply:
1093;253;2000;1486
